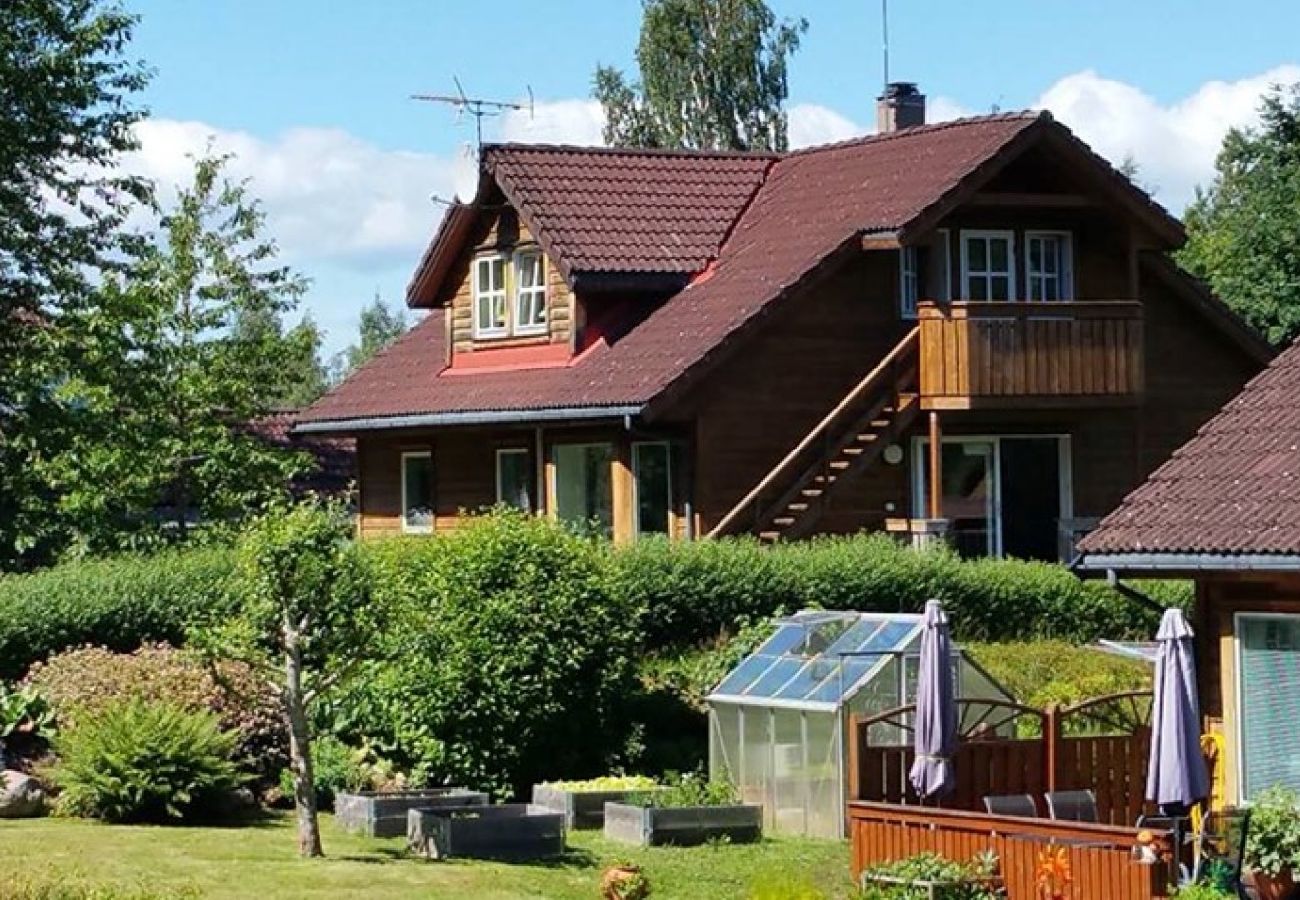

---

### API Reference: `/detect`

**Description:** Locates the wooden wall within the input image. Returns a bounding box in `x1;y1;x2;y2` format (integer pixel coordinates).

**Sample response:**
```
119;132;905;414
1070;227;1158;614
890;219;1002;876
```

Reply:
442;207;575;355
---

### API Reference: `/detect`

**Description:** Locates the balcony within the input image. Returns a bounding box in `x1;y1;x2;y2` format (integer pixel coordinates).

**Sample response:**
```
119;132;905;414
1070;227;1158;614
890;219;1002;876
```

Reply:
917;300;1144;409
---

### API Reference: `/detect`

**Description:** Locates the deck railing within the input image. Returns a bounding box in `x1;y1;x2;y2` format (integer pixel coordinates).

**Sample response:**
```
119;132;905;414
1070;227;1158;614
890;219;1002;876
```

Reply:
918;300;1144;408
849;802;1171;900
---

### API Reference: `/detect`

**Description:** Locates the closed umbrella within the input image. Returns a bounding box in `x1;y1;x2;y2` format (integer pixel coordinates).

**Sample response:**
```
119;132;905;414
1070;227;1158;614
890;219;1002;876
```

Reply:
1147;608;1210;811
910;598;957;799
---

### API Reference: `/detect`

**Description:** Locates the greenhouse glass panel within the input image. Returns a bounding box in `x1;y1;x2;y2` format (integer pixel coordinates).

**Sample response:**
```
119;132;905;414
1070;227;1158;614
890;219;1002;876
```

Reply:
739;707;771;811
714;654;775;697
805;711;840;839
772;708;805;834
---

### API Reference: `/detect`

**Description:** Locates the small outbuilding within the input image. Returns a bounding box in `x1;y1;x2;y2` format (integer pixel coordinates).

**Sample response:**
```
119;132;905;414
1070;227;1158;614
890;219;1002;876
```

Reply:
706;609;1011;838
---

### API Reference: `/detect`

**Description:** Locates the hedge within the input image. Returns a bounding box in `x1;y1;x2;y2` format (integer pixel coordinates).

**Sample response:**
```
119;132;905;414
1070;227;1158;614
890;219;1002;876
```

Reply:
0;546;238;680
609;533;1191;648
0;520;1192;680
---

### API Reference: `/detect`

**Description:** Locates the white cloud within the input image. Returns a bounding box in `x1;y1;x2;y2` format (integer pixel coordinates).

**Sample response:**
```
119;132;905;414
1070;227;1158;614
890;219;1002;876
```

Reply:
788;103;864;147
1035;65;1300;210
499;99;606;146
126;119;457;268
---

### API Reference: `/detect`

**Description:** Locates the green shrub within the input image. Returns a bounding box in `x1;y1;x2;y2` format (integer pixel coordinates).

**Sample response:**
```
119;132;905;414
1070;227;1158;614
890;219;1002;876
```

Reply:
276;735;410;810
628;772;737;808
1245;785;1300;877
51;698;241;823
0;681;54;742
0;545;237;679
609;533;1188;649
965;641;1152;709
25;643;285;788
859;852;1002;899
343;510;641;799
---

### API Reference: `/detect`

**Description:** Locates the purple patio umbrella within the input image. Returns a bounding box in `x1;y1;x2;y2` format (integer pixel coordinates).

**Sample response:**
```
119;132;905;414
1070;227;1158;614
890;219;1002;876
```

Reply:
1146;608;1210;811
910;598;958;800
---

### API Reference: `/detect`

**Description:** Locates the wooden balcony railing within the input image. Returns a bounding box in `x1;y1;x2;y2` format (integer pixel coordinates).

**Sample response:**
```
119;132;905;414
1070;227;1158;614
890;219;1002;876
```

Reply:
918;300;1144;409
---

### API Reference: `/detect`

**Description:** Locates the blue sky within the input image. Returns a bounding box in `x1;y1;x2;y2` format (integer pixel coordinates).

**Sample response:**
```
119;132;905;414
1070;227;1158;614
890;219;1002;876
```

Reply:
122;1;1300;356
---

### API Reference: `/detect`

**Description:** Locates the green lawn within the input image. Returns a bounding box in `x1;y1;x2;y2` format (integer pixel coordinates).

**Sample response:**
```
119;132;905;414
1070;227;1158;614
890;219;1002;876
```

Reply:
0;814;853;899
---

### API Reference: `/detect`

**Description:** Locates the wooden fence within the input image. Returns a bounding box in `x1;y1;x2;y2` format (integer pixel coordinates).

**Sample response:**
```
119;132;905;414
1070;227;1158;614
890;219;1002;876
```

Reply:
849;692;1154;826
849;802;1170;900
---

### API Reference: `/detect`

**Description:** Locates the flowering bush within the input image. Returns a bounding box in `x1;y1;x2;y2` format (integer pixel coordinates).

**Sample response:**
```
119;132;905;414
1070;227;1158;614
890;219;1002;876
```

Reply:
25;643;284;787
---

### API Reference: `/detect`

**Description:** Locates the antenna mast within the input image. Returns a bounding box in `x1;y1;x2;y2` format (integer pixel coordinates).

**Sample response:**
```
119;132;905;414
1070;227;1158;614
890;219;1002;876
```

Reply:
881;0;890;88
411;77;535;149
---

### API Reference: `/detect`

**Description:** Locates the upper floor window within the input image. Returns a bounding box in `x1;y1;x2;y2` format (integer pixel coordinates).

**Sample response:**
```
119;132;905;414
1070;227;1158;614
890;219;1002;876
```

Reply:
960;230;1015;301
899;247;919;319
473;254;508;337
473;248;548;340
1025;231;1073;301
514;249;547;334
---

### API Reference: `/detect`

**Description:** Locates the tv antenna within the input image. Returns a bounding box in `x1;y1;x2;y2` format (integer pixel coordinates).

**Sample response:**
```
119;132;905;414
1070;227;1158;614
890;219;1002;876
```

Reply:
881;0;890;88
411;77;534;148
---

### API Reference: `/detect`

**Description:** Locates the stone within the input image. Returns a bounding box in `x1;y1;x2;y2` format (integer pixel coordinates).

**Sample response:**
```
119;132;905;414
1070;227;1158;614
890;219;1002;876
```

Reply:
0;770;46;818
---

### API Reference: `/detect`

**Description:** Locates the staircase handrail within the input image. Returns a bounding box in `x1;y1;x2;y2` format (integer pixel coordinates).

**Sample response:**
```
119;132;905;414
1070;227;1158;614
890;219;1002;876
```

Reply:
706;327;920;538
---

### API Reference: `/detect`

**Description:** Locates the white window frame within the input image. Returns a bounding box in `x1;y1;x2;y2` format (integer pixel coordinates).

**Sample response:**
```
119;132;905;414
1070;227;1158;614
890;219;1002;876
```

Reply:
472;252;509;339
959;229;1017;301
899;247;919;319
1233;611;1300;805
1024;230;1074;301
632;441;673;537
512;248;548;335
909;433;1073;559
495;447;532;510
400;450;434;534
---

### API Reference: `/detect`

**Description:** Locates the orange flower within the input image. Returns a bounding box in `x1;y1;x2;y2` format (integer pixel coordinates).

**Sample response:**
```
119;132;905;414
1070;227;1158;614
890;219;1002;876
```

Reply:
1035;845;1073;899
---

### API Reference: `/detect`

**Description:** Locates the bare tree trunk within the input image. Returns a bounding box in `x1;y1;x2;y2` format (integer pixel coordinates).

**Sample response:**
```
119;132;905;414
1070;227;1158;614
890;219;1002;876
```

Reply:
284;624;323;858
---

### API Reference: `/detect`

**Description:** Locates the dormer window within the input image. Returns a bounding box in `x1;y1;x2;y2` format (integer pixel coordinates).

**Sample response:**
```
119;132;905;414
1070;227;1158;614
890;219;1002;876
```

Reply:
472;248;548;339
514;249;547;334
473;254;508;337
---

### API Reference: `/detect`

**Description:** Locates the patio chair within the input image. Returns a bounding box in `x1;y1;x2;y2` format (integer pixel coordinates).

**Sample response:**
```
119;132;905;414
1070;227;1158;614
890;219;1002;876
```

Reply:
1193;808;1251;899
1044;790;1098;823
982;793;1038;818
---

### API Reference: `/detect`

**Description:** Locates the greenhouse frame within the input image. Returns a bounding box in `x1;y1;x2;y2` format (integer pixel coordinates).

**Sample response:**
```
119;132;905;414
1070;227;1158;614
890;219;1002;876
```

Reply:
706;610;1012;839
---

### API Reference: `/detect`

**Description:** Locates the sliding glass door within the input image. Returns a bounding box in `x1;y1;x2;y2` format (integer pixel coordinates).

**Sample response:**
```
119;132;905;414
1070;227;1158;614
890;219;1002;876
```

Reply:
553;443;614;537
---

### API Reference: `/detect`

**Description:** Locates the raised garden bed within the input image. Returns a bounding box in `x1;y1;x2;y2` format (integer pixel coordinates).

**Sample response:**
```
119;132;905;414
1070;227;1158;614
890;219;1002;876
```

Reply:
603;801;762;847
860;874;1005;899
407;804;566;861
335;789;488;838
531;779;663;829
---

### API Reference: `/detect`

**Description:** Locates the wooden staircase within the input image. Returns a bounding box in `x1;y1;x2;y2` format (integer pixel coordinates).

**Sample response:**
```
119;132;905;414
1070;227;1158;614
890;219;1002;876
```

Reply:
707;328;921;542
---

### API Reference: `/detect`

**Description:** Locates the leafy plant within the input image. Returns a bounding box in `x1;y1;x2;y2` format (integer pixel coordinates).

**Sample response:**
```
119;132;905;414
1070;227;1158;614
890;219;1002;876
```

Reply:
0;682;54;741
541;775;659;792
25;642;284;788
1169;884;1234;899
1245;785;1300;877
276;736;410;811
50;699;240;823
627;772;737;808
859;852;1003;900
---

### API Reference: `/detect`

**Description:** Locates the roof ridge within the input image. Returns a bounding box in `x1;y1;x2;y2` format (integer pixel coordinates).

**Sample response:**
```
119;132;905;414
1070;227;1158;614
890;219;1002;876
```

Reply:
783;109;1047;158
482;142;778;160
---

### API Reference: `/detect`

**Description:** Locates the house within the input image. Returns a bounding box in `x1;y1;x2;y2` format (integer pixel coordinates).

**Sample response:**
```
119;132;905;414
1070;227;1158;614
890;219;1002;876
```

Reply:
294;83;1268;559
1076;339;1300;807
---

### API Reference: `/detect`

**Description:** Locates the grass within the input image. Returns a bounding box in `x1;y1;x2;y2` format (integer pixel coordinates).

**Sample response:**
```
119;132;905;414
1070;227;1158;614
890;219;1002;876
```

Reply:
0;813;853;899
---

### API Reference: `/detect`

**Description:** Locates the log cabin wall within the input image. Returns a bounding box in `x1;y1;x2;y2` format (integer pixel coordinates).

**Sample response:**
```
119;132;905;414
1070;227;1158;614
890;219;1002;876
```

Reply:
675;250;910;535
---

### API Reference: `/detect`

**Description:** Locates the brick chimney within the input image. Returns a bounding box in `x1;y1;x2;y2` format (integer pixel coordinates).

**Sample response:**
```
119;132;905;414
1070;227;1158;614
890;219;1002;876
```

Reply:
877;82;926;133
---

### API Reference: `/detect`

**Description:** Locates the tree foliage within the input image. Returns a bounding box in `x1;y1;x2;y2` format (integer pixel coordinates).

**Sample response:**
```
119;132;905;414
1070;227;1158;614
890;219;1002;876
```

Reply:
593;0;806;151
1180;82;1300;347
46;153;312;553
331;293;407;381
0;0;149;570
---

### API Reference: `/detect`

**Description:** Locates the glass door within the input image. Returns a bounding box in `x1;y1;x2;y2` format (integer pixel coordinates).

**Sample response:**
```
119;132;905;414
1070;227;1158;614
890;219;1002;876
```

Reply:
1237;614;1300;800
915;438;997;557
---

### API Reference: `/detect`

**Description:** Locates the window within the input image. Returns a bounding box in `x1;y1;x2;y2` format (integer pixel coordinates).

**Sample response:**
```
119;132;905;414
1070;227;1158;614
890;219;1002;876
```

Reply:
899;247;919;319
960;230;1015;301
513;249;547;334
930;229;952;303
1236;614;1300;801
1025;231;1073;301
553;443;614;537
495;448;533;512
401;451;434;533
473;254;508;337
633;442;672;536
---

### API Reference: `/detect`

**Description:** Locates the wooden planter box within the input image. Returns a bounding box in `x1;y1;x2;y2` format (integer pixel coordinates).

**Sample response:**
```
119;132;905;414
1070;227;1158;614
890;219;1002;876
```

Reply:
602;801;762;847
861;874;1005;899
530;784;665;829
335;789;488;838
407;804;566;861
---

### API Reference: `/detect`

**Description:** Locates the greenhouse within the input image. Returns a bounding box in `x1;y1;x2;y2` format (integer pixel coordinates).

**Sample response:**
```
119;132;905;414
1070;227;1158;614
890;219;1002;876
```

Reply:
706;610;1012;839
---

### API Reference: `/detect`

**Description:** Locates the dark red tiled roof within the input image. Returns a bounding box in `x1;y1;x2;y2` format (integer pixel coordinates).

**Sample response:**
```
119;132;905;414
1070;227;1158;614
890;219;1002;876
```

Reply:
1079;340;1300;557
302;113;1147;427
488;145;774;277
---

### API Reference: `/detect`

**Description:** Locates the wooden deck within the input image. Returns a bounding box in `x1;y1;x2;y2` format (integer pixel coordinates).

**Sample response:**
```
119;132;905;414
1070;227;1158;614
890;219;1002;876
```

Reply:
849;801;1171;899
918;300;1144;409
